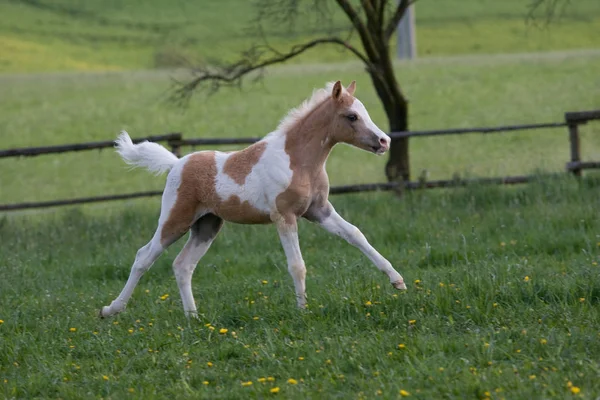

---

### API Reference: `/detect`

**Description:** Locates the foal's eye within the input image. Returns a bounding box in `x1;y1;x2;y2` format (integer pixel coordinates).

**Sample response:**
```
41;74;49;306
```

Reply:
346;114;358;122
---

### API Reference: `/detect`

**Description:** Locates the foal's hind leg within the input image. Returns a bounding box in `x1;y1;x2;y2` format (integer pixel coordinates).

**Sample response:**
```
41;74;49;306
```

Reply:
100;230;169;318
172;213;223;318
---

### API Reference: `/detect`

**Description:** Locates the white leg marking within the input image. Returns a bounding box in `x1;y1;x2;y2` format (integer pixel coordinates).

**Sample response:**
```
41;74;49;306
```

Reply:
275;218;307;308
172;216;222;318
100;232;165;317
318;206;406;289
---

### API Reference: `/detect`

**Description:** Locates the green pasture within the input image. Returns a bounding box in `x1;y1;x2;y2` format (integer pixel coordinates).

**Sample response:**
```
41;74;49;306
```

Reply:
2;0;600;398
1;0;599;73
1;51;599;205
1;177;600;399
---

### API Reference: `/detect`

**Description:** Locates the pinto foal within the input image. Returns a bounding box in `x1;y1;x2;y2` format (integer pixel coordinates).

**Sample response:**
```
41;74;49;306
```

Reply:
100;80;407;318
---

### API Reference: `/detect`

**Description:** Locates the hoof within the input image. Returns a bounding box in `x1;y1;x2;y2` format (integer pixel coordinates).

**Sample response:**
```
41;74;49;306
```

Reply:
392;280;407;290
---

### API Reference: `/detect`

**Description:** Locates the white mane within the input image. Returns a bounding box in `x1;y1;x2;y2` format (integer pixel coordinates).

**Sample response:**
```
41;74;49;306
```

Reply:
270;82;347;137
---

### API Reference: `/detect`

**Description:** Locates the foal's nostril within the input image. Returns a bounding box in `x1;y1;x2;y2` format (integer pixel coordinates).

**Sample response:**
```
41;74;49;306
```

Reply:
379;137;388;146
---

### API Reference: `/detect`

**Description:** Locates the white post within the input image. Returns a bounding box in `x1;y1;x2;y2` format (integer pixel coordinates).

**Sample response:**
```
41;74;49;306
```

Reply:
396;4;416;60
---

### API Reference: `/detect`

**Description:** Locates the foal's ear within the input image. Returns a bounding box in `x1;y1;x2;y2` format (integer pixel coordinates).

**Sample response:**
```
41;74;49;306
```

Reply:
347;80;356;96
331;81;343;101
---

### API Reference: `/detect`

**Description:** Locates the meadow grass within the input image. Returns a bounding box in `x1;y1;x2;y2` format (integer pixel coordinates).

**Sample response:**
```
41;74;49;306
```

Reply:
1;0;599;73
1;175;599;399
1;51;599;205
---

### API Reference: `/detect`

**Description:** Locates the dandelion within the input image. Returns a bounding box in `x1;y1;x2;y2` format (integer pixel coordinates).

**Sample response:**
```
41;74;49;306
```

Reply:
493;303;498;307
160;294;169;300
145;289;150;293
258;377;267;383
208;326;215;331
287;378;298;385
365;301;372;306
408;319;416;325
69;327;77;332
524;276;530;282
253;316;259;320
571;386;581;394
128;388;135;393
500;242;506;247
414;279;421;284
484;343;490;348
219;328;228;334
203;381;209;385
484;392;491;397
207;362;213;367
439;367;444;372
241;381;253;387
270;387;280;394
261;280;268;284
325;359;332;365
529;375;536;380
540;338;548;345
128;328;134;334
93;331;98;335
398;344;406;349
0;320;4;324
439;282;445;287
399;389;410;397
298;357;304;361
267;376;275;382
516;349;521;353
102;375;109;381
579;298;585;303
376;389;383;395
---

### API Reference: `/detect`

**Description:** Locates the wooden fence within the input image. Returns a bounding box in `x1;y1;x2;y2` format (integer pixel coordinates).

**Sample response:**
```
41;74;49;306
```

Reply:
1;110;598;212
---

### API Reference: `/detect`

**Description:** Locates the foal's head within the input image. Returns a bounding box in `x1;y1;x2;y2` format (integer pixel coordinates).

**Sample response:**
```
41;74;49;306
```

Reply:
327;80;390;155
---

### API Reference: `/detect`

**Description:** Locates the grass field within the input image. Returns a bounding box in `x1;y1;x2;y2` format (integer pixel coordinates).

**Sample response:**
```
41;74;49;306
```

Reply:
1;0;599;72
2;0;600;399
1;177;600;399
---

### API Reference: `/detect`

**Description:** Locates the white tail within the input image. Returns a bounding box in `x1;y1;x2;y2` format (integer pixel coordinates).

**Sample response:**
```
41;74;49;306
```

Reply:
115;131;179;175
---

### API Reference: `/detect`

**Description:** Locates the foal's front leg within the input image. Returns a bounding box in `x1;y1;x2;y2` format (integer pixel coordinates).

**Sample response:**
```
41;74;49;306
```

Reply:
275;216;307;308
307;202;407;290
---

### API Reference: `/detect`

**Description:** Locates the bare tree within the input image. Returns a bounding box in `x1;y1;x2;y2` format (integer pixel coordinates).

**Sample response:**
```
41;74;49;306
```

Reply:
172;0;568;184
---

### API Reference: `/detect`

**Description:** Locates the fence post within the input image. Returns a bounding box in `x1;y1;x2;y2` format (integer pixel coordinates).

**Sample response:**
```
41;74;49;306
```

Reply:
168;133;183;157
565;114;582;177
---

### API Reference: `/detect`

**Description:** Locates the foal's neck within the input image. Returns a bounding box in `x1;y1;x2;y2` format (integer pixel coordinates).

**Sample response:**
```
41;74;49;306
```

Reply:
283;100;336;174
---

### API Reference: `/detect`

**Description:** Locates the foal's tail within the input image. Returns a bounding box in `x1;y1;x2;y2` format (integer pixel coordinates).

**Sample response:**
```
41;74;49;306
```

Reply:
115;131;179;175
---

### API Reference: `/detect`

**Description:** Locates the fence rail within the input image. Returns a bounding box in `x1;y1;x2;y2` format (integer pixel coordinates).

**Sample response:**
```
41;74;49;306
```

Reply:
1;110;598;212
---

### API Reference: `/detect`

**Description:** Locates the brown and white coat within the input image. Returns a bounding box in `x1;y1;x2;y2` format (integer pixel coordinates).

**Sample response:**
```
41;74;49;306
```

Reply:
101;81;407;318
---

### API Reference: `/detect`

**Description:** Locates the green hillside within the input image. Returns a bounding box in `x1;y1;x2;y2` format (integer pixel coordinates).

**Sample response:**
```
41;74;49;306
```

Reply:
1;0;599;73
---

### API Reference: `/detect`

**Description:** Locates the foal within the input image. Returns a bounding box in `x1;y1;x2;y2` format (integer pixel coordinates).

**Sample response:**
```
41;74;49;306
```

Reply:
100;80;407;318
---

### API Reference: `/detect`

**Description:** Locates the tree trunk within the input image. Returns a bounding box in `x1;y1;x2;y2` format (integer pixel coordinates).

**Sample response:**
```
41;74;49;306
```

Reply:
365;46;410;183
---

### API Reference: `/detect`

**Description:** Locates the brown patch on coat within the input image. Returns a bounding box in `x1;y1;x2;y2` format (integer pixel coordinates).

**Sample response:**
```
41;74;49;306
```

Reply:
217;195;271;224
161;150;271;245
223;141;267;185
160;152;219;245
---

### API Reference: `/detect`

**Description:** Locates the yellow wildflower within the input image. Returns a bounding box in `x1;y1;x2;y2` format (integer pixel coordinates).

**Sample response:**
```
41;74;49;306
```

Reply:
102;375;109;381
270;387;280;393
258;377;266;383
128;328;134;334
408;319;416;325
524;276;530;282
241;381;253;387
203;381;209;385
529;375;536;380
579;298;585;303
0;320;4;324
219;328;228;334
253;316;259;320
399;389;410;397
69;327;76;332
128;388;135;393
365;301;372;306
261;280;268;284
207;362;213;367
414;279;421;284
267;377;275;382
287;378;298;385
298;357;304;361
398;344;406;349
571;386;581;394
540;338;548;345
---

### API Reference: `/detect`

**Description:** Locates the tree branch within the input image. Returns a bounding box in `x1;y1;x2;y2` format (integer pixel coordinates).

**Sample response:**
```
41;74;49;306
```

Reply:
170;37;371;106
334;0;381;62
384;0;418;41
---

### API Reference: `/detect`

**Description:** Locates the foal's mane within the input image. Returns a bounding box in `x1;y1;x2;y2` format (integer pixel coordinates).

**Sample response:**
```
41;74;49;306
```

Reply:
269;82;347;138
